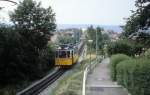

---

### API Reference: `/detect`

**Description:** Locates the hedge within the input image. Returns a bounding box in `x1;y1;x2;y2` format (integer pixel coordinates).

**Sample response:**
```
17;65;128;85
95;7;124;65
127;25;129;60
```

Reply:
144;48;150;58
110;54;131;81
116;58;150;95
107;39;143;56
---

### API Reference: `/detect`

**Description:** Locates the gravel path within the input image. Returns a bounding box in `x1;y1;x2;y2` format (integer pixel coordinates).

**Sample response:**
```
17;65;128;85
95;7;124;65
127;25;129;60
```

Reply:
86;58;129;95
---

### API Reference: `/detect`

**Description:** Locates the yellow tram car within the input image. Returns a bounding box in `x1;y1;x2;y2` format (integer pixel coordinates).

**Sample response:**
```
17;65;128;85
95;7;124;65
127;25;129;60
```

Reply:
55;44;79;67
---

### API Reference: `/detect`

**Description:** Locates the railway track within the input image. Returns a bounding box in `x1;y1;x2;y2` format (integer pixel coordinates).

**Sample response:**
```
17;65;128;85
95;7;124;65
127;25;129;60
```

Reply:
17;69;66;95
17;42;85;95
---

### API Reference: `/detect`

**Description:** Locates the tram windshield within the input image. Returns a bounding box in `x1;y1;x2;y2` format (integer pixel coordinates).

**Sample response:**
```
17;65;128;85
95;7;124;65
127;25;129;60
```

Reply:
56;50;72;58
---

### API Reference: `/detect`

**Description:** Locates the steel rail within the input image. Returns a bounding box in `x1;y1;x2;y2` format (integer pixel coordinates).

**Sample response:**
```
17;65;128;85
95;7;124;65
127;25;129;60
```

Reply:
17;69;65;95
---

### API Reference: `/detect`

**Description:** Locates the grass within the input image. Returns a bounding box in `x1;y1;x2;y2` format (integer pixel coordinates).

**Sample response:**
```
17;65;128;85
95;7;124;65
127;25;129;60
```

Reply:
51;54;96;95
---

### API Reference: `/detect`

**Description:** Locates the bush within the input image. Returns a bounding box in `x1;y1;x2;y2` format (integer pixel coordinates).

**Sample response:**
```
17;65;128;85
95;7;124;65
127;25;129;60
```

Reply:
116;59;136;91
110;54;131;81
108;40;132;56
116;58;150;95
0;25;55;86
144;48;150;58
107;39;143;56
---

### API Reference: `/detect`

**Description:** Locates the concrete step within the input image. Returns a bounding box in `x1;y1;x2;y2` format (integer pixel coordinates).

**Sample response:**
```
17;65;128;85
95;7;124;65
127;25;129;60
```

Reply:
86;85;128;95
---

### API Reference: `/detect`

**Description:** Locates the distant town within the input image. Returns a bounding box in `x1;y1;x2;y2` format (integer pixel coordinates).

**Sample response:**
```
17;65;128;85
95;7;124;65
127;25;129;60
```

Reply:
51;27;120;43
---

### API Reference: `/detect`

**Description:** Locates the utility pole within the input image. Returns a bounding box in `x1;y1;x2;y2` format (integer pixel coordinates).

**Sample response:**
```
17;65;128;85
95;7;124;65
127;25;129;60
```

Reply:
88;40;93;72
96;29;98;64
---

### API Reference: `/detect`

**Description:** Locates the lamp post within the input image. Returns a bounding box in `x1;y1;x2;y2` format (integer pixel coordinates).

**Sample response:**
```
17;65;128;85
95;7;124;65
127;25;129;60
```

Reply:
88;40;93;72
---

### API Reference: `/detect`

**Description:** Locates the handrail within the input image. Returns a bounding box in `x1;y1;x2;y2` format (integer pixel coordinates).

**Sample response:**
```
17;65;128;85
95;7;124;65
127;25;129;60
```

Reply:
82;67;88;95
82;56;102;95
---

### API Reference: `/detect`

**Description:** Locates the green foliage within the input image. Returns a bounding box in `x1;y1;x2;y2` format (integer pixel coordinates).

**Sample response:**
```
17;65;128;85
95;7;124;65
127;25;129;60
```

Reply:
123;0;150;35
134;32;150;47
143;48;150;58
73;29;82;43
116;58;150;95
110;54;131;81
116;59;136;89
57;29;82;44
10;0;56;49
135;0;150;29
0;24;55;86
123;15;140;37
108;40;132;56
122;0;150;47
107;39;143;56
0;25;23;85
0;0;56;89
57;35;75;44
86;26;110;54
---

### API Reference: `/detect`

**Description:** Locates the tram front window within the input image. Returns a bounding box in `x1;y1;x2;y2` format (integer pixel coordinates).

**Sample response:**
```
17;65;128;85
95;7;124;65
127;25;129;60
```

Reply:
58;51;70;58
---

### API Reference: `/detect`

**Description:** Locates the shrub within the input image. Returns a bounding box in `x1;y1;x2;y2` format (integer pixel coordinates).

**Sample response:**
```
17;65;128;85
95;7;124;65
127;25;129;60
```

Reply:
0;25;55;86
116;59;136;91
107;39;143;56
110;54;131;81
144;48;150;58
116;58;150;95
108;40;132;56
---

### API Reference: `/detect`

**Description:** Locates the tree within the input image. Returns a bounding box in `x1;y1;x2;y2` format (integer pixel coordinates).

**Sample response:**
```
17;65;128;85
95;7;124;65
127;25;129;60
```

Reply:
0;0;56;85
123;15;140;37
122;0;150;47
57;35;75;44
135;0;150;29
11;0;56;78
123;0;150;36
10;0;56;49
86;26;97;49
74;29;82;43
56;28;82;45
86;26;109;49
0;24;23;85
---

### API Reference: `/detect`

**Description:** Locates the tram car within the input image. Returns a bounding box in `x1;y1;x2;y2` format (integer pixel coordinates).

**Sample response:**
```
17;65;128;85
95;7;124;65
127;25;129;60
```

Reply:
55;43;83;68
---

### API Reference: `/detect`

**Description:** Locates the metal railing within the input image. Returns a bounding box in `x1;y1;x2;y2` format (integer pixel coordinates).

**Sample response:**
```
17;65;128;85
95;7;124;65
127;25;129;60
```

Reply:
82;57;102;95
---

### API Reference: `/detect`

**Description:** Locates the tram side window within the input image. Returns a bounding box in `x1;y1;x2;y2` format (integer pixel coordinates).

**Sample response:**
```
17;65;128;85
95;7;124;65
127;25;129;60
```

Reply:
55;51;59;58
67;51;70;58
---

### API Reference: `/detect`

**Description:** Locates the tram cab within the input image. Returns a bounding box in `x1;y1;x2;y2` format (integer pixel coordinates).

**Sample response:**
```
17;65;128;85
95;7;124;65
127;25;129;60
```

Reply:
55;44;79;67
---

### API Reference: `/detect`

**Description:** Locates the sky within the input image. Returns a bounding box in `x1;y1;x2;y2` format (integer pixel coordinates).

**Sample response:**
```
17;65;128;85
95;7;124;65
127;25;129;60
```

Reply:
0;0;136;25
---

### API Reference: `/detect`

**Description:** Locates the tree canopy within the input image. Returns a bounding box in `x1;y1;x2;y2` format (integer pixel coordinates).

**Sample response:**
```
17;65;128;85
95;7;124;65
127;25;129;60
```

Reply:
122;0;150;47
0;0;56;87
10;0;56;49
86;26;110;51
